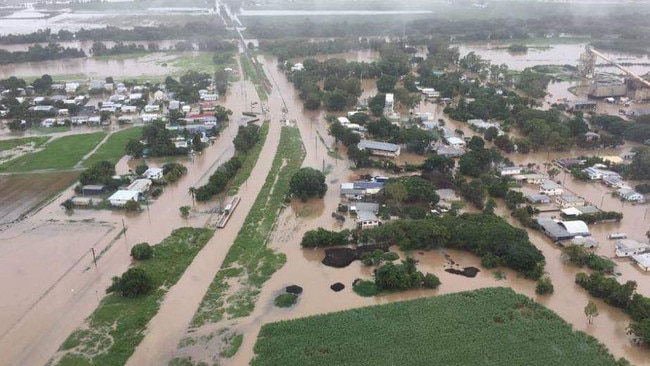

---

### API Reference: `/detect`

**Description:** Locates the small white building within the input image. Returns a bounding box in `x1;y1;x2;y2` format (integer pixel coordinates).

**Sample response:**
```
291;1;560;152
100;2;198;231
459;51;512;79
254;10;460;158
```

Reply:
291;63;304;72
143;167;164;180
539;180;564;196
618;188;645;202
337;116;350;126
144;104;160;113
499;166;522;176
385;93;394;113
121;105;138;114
127;179;152;194
108;190;140;206
445;136;466;149
615;239;650;258
632;253;650;271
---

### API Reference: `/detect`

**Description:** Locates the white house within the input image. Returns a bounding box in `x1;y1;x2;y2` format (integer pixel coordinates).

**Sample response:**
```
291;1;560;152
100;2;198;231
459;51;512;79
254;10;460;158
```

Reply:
143;167;164;180
352;202;381;230
615;239;650;257
291;63;304;72
144;104;160;113
127;179;152;194
337;116;350;126
583;166;621;180
121;105;138;114
539;180;564;196
108;190;140;206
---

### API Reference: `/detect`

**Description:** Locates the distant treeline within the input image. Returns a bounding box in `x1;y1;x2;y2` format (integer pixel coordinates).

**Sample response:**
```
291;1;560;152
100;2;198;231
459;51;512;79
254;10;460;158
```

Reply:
0;22;230;44
244;14;650;42
259;38;380;62
91;40;236;56
0;43;85;65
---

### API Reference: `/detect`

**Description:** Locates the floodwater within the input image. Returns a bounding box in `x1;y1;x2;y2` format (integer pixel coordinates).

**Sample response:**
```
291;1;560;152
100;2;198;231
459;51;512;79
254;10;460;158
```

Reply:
0;58;262;366
458;42;650;75
0;52;183;79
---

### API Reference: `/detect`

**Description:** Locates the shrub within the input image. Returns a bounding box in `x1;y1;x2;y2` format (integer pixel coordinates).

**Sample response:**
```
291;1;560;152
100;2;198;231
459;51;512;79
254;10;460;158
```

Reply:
107;267;154;298
423;273;441;289
536;276;554;295
130;242;153;260
135;164;148;176
481;253;500;269
382;252;400;261
300;228;349;247
274;293;297;308
124;200;141;212
352;280;379;297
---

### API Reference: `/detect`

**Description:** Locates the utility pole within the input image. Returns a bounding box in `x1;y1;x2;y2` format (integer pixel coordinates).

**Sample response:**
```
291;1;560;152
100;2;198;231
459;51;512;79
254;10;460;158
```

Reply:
91;248;97;268
122;218;128;251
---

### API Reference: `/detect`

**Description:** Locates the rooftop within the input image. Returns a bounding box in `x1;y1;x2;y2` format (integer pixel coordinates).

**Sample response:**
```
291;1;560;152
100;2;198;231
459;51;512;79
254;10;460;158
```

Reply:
358;140;400;152
633;253;650;268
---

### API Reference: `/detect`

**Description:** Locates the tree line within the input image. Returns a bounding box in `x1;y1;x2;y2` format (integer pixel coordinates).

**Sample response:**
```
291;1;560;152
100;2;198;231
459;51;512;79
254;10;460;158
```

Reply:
0;43;85;65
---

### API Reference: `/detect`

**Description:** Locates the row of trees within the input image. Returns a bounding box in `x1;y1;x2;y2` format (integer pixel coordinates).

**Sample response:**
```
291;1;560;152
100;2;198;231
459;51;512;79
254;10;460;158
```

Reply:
0;43;85;65
576;272;650;345
0;22;229;44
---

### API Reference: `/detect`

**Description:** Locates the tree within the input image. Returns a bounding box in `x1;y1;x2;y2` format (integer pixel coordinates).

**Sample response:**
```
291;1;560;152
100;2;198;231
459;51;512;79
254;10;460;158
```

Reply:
289;167;327;201
423;273;441;289
188;187;197;206
536;276;554;295
376;75;397;93
107;267;153;298
584;300;599;324
125;138;144;158
131;242;153;260
180;205;191;220
384;181;408;204
628;319;650;346
61;199;74;212
135;164;148;176
483;198;497;214
124;200;141;212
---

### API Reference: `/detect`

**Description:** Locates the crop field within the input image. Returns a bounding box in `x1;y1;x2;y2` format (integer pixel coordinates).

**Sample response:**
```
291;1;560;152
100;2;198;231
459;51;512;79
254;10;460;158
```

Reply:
51;228;213;366
252;287;627;366
0;132;106;172
83;126;143;167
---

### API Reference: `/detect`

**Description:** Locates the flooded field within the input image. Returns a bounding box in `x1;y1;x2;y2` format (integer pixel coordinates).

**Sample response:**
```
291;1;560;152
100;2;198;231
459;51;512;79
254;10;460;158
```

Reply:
0;172;78;225
457;42;650;75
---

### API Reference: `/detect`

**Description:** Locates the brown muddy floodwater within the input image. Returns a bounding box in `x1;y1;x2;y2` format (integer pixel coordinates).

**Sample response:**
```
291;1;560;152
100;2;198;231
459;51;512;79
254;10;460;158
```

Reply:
0;52;181;79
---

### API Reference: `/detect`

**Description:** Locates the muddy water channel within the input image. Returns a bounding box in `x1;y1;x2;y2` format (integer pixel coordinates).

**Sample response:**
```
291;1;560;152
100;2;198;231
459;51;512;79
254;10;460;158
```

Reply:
216;53;650;365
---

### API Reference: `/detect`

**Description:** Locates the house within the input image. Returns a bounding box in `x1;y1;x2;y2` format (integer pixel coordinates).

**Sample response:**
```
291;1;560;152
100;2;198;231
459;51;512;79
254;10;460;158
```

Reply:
144;104;160;113
436;189;460;202
71;197;96;207
385;93;394;113
340;181;385;200
603;175;628;189
435;145;465;158
445;136;466;149
499;166;522;176
615;239;650;257
337;116;350;126
108;190;140;206
539;180;564;196
618;188;645;202
33;105;55;113
515;173;547;185
127;179;152;194
537;217;590;241
583;166;621;180
169;100;180;110
562;205;600;217
121;105;138;114
88;116;101;125
173;139;189;149
200;93;219;101
41;118;56;127
357;140;401;158
632;253;650;271
81;185;105;195
143;168;164;180
65;82;79;94
557;158;586;169
351;202;381;229
555;194;585;208
572;101;597;111
71;116;89;125
467;119;503;135
526;194;551;204
291;63;304;72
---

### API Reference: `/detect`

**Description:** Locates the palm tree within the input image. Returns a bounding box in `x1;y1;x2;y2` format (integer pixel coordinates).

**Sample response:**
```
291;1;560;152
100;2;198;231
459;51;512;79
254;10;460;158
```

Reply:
188;187;196;206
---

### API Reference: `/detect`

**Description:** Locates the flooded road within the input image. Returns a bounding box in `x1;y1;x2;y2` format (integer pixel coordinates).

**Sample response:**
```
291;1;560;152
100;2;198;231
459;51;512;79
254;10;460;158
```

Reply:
0;59;261;365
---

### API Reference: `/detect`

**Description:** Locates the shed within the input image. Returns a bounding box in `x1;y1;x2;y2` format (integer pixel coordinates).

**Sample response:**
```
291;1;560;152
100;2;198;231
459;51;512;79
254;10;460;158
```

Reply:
82;185;106;195
108;190;140;206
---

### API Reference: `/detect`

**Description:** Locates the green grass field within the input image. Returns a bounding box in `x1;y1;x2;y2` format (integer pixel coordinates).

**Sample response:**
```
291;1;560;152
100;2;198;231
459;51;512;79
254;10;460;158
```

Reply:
252;287;628;366
0;136;50;153
83;127;143;167
228;121;269;195
0;132;106;172
52;228;213;366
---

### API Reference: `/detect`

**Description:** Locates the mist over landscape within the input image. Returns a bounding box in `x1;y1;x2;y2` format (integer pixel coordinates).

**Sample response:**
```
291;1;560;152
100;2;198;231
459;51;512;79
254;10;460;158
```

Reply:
0;0;650;365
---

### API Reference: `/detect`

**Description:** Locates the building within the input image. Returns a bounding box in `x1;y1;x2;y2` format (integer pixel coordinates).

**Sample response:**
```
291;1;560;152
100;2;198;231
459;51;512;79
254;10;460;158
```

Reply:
555;194;585;208
340;181;385;200
351;202;381;230
127;179;152;194
143;167;164;180
467;119;504;135
81;185;105;195
603;175;628;189
618;188;645;202
385;93;394;113
291;63;304;72
537;217;590;241
515;173;547;185
337;116;350;126
526;194;551;204
588;80;626;98
357;140;401;158
571;236;599;248
615;239;650;257
108;190;140;206
434;145;465;158
632;253;650;272
445;136;466;149
499;166;522;176
583;166;621;180
572;101;597;111
539;180;564;196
